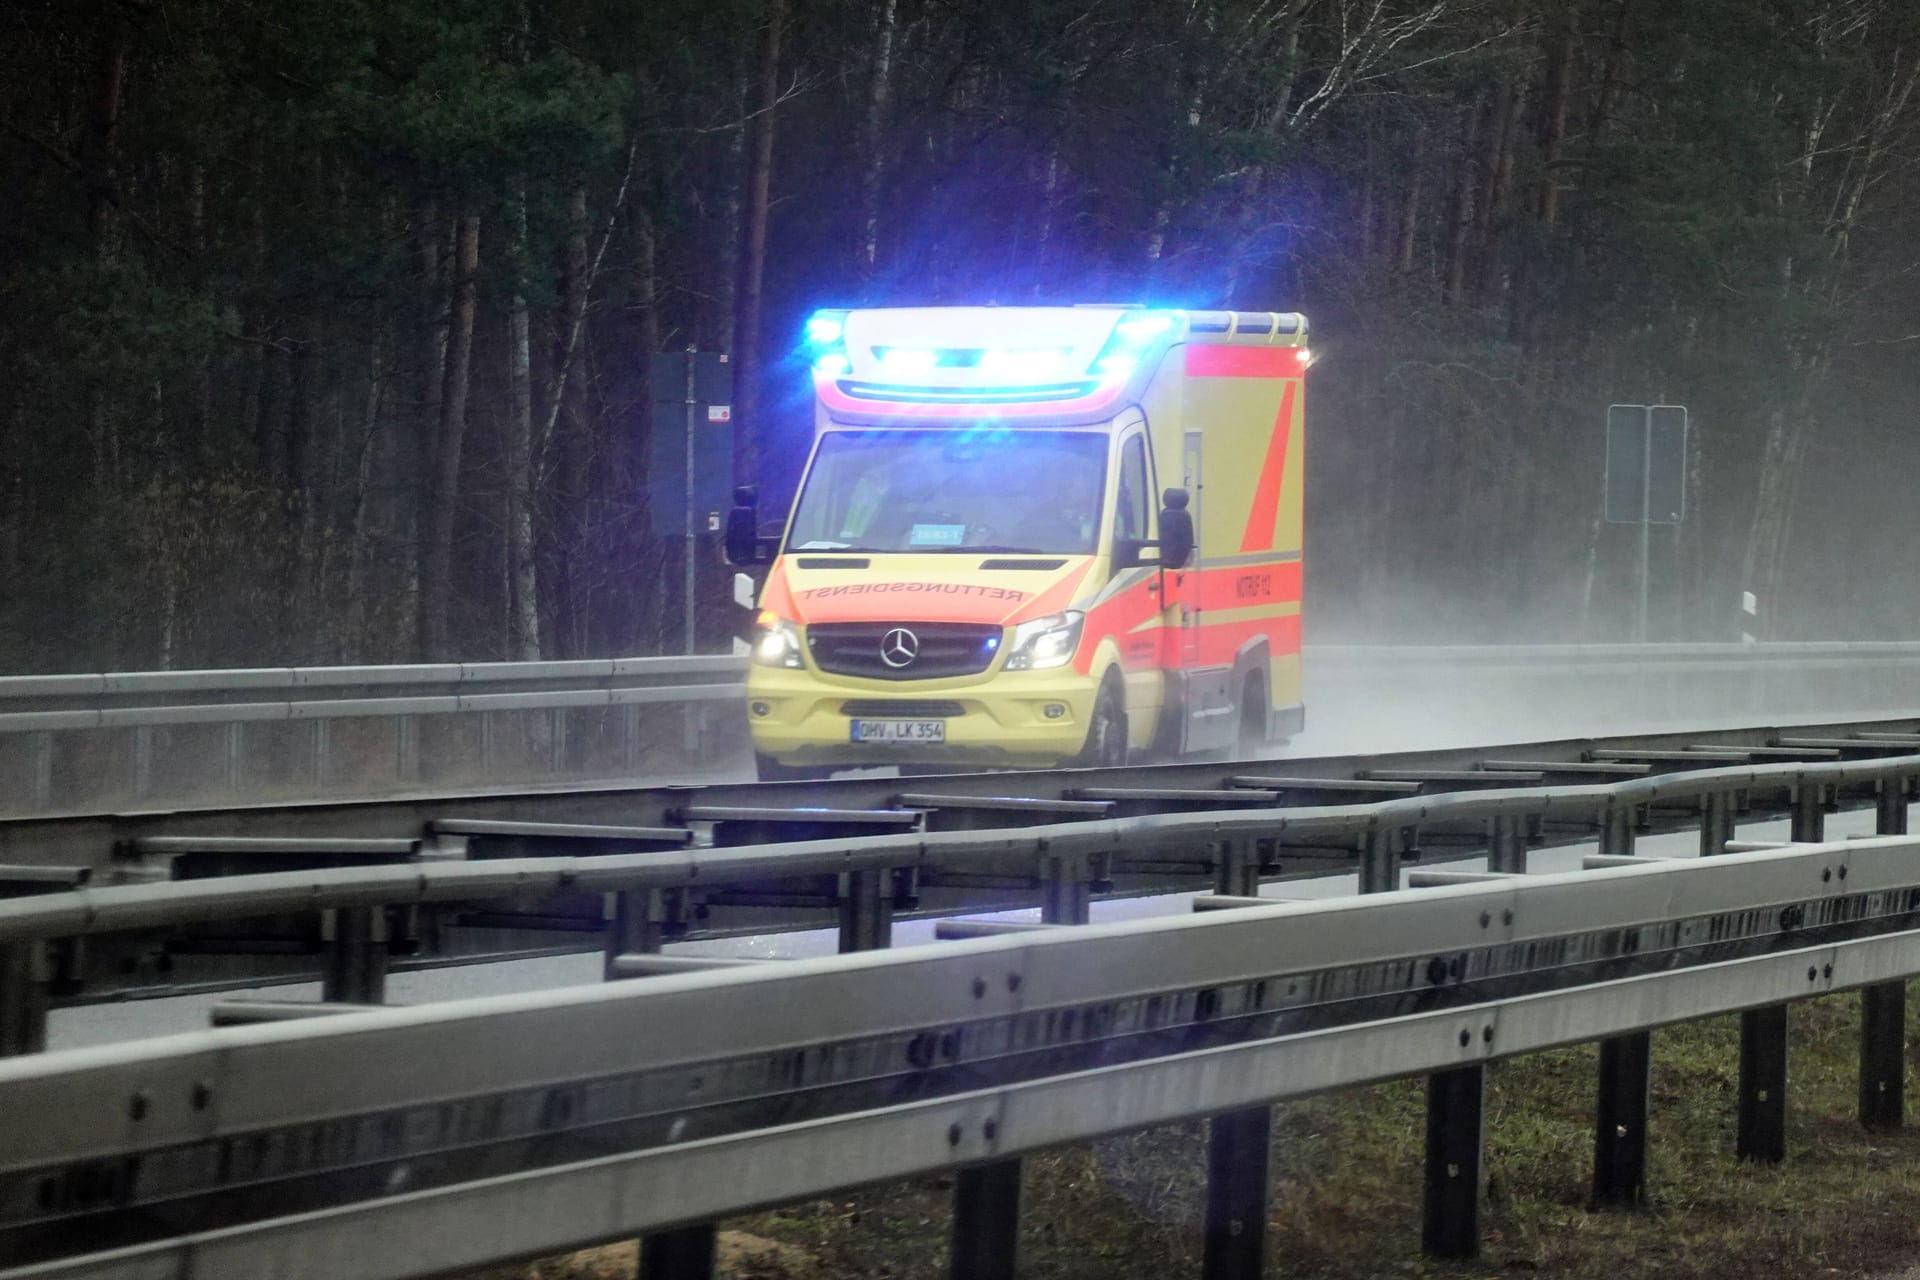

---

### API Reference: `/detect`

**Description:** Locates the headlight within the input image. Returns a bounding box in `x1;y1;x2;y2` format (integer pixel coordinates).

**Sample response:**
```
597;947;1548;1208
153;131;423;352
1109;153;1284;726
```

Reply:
751;611;805;669
1004;611;1084;671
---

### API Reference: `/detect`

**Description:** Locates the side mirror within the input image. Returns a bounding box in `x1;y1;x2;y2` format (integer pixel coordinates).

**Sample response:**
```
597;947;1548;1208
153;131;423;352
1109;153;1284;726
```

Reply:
724;485;762;566
1112;538;1161;570
1158;487;1194;569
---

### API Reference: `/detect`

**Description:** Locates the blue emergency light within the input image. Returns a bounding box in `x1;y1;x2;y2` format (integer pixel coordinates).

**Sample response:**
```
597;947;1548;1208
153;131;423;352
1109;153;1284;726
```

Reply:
806;309;852;375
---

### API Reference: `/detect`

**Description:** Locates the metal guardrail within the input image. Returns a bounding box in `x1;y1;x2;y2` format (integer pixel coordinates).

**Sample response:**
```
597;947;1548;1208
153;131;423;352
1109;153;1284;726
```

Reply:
0;656;750;816
3;815;1919;1279
0;718;1915;1015
7;642;1918;720
8;642;1920;817
2;752;1915;947
0;654;746;715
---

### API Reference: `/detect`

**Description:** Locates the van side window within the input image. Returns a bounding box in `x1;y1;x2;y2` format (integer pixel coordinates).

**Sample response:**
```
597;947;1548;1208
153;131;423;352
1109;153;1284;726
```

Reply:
1116;435;1150;542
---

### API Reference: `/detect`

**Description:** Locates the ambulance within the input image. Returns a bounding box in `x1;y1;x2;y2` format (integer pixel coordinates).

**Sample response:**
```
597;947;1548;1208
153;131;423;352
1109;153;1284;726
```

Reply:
725;305;1307;780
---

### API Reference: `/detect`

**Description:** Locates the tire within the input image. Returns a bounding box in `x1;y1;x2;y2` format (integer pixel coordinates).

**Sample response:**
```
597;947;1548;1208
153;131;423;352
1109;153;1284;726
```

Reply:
1075;674;1129;768
754;753;833;782
1236;672;1268;758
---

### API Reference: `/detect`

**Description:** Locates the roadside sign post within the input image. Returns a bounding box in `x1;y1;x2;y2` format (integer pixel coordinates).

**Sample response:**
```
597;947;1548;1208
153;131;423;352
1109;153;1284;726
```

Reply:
1604;405;1687;642
650;351;734;654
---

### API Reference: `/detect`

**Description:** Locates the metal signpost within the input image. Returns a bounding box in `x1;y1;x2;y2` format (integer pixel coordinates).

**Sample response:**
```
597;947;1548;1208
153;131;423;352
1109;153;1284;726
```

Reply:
651;350;734;653
1604;404;1688;642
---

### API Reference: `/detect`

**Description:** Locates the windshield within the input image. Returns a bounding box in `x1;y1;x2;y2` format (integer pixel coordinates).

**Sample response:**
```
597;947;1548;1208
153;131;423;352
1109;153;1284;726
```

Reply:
787;428;1110;555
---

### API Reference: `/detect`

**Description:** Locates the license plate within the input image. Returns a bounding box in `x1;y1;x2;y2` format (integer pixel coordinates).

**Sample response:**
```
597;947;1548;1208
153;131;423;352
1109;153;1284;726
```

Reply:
849;719;947;744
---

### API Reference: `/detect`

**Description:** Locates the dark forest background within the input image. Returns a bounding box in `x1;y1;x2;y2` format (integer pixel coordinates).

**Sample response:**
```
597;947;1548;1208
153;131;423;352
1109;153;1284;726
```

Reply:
3;0;1917;672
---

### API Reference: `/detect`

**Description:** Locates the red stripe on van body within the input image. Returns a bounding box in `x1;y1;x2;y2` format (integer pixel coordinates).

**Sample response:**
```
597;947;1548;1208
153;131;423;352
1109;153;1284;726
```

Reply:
1184;345;1304;377
1238;381;1297;552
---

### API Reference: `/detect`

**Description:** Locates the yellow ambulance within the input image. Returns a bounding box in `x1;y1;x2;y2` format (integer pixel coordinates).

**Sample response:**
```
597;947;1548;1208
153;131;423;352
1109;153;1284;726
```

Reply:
725;305;1307;780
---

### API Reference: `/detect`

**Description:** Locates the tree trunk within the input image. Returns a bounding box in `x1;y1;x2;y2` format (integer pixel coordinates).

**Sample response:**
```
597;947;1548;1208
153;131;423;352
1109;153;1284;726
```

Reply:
506;189;542;661
1395;145;1424;276
1445;90;1486;304
1535;8;1575;230
420;215;481;661
1586;0;1634;144
1479;78;1526;307
553;185;593;659
406;206;451;657
731;0;785;487
342;336;385;662
82;0;129;250
858;0;898;281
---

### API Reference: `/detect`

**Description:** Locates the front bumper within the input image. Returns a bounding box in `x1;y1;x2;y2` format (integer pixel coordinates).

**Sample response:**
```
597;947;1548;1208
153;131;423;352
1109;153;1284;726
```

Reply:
745;664;1099;768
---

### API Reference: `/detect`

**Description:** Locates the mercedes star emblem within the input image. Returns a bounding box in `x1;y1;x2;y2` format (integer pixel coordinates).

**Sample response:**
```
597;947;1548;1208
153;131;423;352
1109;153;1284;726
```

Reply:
880;627;920;668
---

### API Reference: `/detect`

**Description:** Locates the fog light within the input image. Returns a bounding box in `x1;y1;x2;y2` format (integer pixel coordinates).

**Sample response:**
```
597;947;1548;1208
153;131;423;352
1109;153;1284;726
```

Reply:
751;701;771;717
1043;703;1067;720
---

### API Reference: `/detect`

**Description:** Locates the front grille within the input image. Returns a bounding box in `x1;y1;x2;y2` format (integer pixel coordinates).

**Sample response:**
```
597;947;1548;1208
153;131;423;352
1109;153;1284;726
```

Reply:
840;700;966;718
807;622;1002;681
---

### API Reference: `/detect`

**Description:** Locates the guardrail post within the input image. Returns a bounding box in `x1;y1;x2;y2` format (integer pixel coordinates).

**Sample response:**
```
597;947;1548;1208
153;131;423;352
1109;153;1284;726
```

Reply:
838;869;894;952
1737;1003;1788;1163
1857;778;1911;1133
1790;784;1824;843
640;1225;715;1280
1699;791;1735;856
320;907;388;1004
1359;827;1401;895
1201;838;1277;1279
1203;1105;1271;1280
1422;1063;1484;1259
1859;982;1904;1133
951;1158;1022;1280
0;941;49;1056
1591;1030;1651;1208
1876;778;1909;837
1705;782;1789;1163
1487;815;1526;874
1042;854;1091;926
1599;803;1635;857
1214;838;1261;898
605;889;685;974
609;885;711;1279
947;850;1095;1280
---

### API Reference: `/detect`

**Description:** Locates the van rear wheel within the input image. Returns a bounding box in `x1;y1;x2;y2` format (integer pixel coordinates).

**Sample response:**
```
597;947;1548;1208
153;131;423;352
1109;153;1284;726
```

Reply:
1076;675;1129;769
